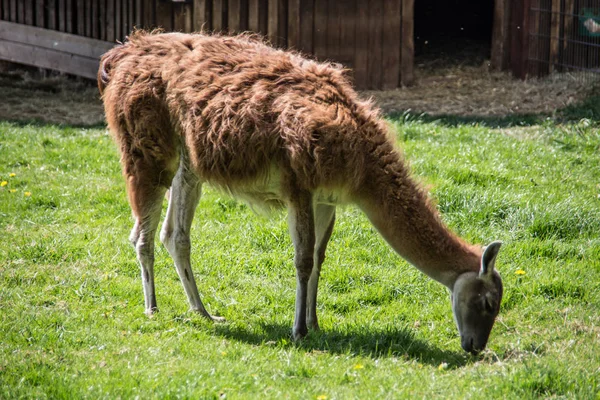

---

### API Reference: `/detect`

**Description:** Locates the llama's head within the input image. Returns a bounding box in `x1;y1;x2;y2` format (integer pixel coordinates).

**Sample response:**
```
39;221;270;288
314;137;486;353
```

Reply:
451;241;503;354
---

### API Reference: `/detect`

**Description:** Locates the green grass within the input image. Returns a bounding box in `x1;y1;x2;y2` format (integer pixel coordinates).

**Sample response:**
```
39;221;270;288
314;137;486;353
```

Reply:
1;100;600;398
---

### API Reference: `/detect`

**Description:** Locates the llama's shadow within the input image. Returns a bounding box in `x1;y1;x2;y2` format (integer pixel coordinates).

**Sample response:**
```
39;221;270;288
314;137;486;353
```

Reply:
211;321;470;368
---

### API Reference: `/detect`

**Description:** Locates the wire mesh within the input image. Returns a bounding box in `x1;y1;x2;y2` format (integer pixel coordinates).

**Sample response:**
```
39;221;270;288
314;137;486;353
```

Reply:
528;0;600;84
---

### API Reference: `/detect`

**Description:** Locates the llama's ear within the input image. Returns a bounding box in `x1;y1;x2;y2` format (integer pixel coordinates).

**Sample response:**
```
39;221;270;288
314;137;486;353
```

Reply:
480;241;502;277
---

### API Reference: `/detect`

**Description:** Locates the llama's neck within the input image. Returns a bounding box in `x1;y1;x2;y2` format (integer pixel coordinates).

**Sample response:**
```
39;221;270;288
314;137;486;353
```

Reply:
353;134;481;289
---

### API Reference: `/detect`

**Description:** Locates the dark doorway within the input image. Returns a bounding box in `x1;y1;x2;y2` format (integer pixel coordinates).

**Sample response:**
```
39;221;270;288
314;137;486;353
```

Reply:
414;0;495;68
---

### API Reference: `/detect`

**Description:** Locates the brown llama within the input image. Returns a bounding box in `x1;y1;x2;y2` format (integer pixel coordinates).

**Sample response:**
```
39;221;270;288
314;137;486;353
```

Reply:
98;31;503;354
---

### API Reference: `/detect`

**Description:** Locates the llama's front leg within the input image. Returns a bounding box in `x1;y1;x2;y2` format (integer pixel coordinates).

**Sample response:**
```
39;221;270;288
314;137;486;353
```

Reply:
307;204;336;330
288;193;316;340
160;163;224;322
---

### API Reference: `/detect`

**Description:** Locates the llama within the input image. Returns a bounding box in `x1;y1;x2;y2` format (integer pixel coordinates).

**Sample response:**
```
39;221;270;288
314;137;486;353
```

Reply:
98;31;503;354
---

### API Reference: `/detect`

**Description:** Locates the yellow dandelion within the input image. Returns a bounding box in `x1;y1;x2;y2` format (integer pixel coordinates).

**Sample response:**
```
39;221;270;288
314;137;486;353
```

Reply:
9;173;16;177
9;189;16;193
353;364;364;370
24;192;31;197
0;181;7;187
515;269;526;275
438;362;448;371
316;395;327;400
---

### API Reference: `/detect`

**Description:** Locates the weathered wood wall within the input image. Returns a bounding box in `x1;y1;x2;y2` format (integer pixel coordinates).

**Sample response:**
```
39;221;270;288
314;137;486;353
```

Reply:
0;0;415;89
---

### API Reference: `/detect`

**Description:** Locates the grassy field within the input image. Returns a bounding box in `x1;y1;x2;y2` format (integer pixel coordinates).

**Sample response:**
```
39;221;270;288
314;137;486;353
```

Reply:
1;94;600;398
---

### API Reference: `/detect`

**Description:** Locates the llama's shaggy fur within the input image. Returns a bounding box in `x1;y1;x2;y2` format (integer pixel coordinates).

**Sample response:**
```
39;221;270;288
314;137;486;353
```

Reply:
100;31;378;199
99;31;503;352
100;31;464;268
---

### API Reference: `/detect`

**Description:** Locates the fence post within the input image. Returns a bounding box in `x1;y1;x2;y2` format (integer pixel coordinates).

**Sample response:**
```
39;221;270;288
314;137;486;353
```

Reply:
511;0;531;79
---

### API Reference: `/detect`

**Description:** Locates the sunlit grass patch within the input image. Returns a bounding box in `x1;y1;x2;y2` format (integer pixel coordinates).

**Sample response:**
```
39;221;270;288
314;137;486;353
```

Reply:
1;107;600;399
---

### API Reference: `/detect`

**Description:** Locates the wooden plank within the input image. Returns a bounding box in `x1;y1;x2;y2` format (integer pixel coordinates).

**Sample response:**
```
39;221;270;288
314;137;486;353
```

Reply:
57;0;65;31
0;20;113;56
212;0;223;32
326;0;340;60
174;3;185;31
510;0;530;79
98;0;105;39
562;0;574;70
228;0;241;33
287;0;299;49
313;0;326;58
382;0;400;89
76;0;84;35
25;0;34;25
47;0;56;29
267;0;278;45
338;0;355;66
501;0;511;70
193;0;210;31
35;0;44;27
240;0;249;32
528;0;540;76
491;0;505;70
258;0;267;35
277;0;286;47
156;0;173;31
173;3;192;32
134;0;142;27
128;0;134;31
248;0;259;31
353;0;368;88
16;0;24;23
298;0;313;54
367;0;383;89
2;1;7;22
93;0;100;38
9;0;16;23
142;0;154;28
107;0;115;41
65;0;73;33
87;0;94;37
121;0;128;37
400;0;414;86
548;0;560;73
0;39;102;79
184;3;193;32
249;0;267;35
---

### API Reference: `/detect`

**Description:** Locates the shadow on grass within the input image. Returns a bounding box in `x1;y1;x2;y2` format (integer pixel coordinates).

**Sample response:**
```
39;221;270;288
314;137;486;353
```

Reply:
0;118;106;130
387;93;600;128
211;321;470;368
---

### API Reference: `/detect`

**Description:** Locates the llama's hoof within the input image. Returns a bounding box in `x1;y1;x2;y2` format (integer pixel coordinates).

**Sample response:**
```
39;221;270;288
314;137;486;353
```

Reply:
145;307;159;317
292;326;308;341
211;315;226;323
193;307;226;323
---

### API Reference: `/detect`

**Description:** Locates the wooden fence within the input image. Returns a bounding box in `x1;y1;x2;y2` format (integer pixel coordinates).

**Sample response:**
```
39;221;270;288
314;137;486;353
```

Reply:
527;0;600;77
498;0;600;79
0;0;415;89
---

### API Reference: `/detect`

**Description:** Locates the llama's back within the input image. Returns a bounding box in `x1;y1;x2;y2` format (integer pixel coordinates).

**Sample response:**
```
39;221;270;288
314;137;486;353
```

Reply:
99;31;385;205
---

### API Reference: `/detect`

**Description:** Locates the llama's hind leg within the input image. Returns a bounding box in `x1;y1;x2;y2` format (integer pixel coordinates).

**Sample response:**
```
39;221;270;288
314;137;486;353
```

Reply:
288;192;316;340
307;204;336;331
128;177;167;315
160;161;224;322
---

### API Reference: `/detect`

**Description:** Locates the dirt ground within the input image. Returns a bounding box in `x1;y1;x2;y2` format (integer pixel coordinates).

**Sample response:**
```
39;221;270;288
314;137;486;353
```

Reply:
0;62;597;126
